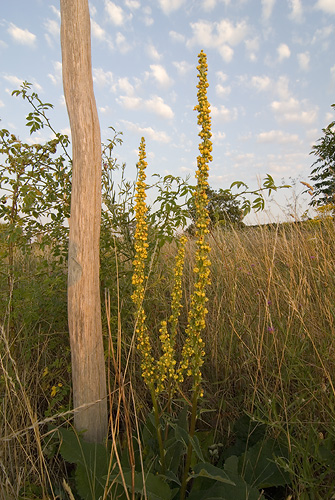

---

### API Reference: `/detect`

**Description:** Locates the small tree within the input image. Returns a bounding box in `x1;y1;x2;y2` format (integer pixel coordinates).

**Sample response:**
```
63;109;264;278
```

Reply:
309;104;335;213
188;186;244;233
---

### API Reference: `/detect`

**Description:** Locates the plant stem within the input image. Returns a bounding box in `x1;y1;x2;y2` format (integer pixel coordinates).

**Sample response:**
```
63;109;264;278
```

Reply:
151;387;166;473
179;389;199;500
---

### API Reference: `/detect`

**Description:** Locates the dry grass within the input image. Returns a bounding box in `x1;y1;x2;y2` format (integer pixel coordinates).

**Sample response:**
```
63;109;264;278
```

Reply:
1;219;335;498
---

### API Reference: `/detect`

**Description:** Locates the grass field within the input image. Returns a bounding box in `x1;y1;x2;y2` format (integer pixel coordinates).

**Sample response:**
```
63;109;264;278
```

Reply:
1;218;335;499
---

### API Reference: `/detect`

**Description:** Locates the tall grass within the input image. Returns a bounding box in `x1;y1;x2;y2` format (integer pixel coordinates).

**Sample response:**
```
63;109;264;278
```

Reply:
1;219;335;498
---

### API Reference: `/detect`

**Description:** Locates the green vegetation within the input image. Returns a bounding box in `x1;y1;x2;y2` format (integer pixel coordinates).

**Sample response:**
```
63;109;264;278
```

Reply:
2;215;335;500
309;103;335;214
1;54;335;500
187;187;245;233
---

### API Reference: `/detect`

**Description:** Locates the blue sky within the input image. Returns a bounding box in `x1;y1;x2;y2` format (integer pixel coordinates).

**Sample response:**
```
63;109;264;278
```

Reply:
1;0;334;222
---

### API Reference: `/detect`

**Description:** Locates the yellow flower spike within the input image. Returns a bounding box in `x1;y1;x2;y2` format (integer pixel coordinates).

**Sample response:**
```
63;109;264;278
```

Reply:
132;138;157;389
177;51;212;394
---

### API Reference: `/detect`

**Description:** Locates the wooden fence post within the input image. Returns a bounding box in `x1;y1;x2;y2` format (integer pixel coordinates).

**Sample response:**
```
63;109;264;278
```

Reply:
60;0;107;443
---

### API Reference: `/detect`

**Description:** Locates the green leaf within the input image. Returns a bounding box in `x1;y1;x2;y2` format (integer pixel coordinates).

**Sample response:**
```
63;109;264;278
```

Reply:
171;423;205;462
230;180;248;190
192;462;235;485
240;438;290;489
224;455;239;475
111;470;173;500
188;461;265;500
57;427;110;500
160;469;181;486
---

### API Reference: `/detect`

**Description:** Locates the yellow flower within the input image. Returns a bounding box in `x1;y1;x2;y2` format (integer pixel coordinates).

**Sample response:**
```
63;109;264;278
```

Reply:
132;53;212;399
177;51;212;392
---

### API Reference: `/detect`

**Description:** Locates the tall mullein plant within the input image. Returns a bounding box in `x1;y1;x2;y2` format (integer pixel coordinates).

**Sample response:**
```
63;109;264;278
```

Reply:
178;50;212;394
132;138;187;471
132;51;212;487
132;138;188;396
179;50;212;500
131;138;154;389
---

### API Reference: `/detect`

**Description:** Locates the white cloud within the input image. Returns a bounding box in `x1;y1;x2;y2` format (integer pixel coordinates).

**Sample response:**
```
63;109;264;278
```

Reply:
44;35;53;48
186;19;249;61
91;20;113;49
99;106;110;114
311;25;333;44
44;19;59;37
219;45;234;62
59;95;66;107
277;43;291;61
125;0;140;8
44;18;60;48
50;5;60;18
7;23;36;46
122;120;171;143
143;15;154;26
233;153;255;165
215;83;231;97
169;31;185;43
331;64;335;83
257;130;300;144
264;160;299;175
3;74;25;88
315;0;335;14
118;95;142;109
245;37;260;61
4;75;42;93
91;20;106;40
271;97;318;124
212;131;226;143
173;60;193;75
256;152;307;178
201;0;232;10
89;3;97;16
118;77;134;95
25;132;51;145
305;128;319;147
0;99;4;107
61;127;71;137
212;105;238;121
145;96;174;119
93;67;114;87
202;0;217;10
105;0;127;25
190;19;249;47
297;52;310;71
275;75;291;99
48;61;62;85
118;94;174;120
150;64;173;87
216;71;228;82
261;0;276;21
251;75;271;91
188;20;213;47
116;32;132;53
142;7;154;26
244;73;290;98
288;0;303;21
158;0;186;15
147;44;161;61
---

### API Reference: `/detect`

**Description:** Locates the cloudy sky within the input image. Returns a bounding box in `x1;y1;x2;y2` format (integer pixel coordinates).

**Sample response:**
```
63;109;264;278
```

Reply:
1;0;335;221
